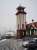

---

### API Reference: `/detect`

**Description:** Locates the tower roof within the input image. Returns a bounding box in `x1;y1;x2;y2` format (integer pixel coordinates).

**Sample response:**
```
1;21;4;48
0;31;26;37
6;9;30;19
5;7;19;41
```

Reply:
16;11;26;15
16;5;27;15
16;5;25;10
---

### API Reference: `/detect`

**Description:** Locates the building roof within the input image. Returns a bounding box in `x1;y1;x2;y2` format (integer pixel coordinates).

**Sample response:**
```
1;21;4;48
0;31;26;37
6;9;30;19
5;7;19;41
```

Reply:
26;22;37;29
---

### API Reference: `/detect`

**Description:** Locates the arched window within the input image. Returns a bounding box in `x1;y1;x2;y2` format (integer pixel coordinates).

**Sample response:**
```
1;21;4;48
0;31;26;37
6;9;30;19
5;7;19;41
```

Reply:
18;24;19;29
22;24;24;29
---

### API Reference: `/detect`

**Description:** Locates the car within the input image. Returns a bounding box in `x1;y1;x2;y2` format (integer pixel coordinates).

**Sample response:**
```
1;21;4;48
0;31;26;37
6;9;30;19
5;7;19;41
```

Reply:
29;38;37;45
22;38;37;50
22;40;29;48
27;38;37;50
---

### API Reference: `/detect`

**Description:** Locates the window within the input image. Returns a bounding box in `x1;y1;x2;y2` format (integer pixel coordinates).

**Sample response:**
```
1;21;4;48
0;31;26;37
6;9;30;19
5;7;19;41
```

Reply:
23;32;24;36
18;24;19;29
22;24;24;29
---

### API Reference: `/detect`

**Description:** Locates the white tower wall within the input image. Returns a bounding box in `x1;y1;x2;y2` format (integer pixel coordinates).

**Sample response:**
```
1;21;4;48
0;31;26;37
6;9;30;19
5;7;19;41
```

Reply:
17;14;26;30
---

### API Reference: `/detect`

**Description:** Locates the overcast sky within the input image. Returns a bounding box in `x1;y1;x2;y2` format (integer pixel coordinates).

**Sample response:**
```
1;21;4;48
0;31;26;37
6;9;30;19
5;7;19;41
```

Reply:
0;0;37;31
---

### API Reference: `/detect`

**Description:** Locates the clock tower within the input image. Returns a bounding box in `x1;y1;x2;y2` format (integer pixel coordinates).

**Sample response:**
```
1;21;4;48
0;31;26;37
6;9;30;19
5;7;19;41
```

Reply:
16;5;27;38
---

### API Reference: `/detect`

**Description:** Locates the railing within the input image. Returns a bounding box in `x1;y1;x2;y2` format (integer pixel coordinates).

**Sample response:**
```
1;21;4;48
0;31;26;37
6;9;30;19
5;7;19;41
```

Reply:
0;45;10;50
0;39;12;50
0;38;23;50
